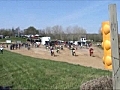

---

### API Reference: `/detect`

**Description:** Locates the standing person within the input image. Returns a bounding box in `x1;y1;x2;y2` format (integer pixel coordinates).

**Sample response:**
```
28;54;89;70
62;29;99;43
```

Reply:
89;47;94;56
6;44;8;48
18;43;21;49
28;44;30;50
0;46;3;54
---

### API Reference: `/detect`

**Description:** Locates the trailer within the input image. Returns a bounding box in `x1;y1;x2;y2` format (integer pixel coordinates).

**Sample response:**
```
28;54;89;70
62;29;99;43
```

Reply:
41;37;51;45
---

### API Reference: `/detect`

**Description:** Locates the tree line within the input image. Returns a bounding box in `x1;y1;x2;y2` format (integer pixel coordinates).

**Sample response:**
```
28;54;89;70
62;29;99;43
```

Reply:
0;25;104;42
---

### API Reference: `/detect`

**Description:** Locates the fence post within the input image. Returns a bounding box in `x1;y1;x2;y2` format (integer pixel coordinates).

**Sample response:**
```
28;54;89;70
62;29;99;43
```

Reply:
109;4;120;89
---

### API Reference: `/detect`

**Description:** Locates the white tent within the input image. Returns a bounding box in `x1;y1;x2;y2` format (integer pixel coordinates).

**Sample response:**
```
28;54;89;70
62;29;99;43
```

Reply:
35;34;39;37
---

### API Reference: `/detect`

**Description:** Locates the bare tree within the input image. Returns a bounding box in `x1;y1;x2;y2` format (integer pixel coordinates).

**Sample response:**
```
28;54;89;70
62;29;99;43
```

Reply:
16;27;20;37
38;29;46;36
45;26;54;38
74;26;86;41
65;26;73;41
52;25;63;40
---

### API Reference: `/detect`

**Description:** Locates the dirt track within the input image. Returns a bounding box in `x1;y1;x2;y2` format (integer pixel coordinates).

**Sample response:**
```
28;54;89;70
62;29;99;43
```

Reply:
5;45;105;70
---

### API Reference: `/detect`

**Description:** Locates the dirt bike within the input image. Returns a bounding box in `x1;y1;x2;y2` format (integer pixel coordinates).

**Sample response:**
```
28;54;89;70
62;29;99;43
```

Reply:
72;50;76;56
51;50;55;56
60;46;63;50
46;46;49;50
28;46;30;50
56;49;60;53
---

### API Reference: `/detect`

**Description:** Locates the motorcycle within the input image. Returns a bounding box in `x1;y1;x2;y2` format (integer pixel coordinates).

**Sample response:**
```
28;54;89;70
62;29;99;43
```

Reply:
51;50;55;56
56;48;60;53
72;49;76;56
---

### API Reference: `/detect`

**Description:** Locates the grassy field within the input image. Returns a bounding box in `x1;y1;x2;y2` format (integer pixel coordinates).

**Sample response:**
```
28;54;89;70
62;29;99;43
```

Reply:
0;37;26;43
0;50;112;89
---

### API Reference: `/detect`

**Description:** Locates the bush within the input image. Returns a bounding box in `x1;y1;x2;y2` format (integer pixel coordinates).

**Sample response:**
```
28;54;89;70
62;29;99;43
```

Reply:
80;76;113;90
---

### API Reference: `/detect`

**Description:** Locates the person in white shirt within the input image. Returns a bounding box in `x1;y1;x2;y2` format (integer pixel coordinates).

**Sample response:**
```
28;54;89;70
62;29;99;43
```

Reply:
0;46;3;54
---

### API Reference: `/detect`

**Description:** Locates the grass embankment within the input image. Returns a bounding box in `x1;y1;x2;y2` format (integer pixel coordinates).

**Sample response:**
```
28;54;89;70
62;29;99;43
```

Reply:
0;37;26;43
0;50;111;89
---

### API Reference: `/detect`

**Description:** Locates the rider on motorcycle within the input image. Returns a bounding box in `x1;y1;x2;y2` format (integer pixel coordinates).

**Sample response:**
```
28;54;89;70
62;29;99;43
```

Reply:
71;47;76;56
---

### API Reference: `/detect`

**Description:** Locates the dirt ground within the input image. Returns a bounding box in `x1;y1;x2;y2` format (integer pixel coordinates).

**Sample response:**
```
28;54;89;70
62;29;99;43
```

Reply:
5;45;105;70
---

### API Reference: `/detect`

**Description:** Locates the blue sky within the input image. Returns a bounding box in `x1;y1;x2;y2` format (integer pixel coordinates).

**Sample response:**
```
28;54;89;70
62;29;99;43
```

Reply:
0;0;120;33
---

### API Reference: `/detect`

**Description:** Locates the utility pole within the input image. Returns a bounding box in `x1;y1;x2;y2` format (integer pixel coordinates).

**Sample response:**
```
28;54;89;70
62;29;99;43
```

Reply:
109;4;120;89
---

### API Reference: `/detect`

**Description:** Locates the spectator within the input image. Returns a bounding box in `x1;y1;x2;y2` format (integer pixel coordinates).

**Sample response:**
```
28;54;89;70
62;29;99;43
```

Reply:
0;46;3;54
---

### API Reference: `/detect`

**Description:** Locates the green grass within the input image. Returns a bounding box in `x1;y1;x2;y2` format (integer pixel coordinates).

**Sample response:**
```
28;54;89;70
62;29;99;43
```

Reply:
0;50;112;89
0;37;26;43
